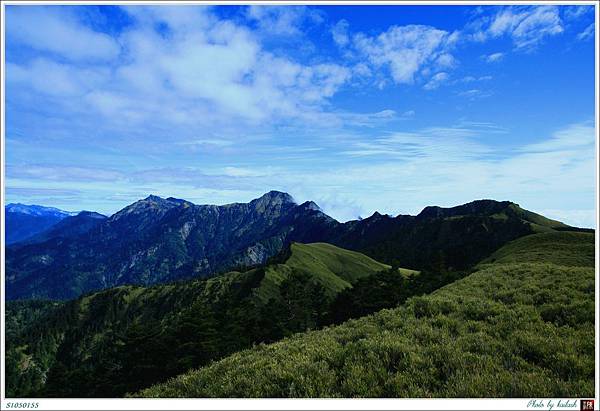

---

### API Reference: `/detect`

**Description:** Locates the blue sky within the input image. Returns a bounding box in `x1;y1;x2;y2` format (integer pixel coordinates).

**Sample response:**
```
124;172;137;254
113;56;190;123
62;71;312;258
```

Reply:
4;4;597;227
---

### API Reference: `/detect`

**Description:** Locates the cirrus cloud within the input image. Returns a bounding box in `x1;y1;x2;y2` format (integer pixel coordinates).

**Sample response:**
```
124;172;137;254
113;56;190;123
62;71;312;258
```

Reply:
475;6;564;50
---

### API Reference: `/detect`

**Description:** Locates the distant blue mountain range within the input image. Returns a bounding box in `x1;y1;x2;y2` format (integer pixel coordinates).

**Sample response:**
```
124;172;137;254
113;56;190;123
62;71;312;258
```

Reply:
5;203;79;244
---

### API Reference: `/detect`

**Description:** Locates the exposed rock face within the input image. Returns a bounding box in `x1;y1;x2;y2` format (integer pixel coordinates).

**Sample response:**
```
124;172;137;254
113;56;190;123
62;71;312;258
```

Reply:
6;192;567;301
5;191;336;300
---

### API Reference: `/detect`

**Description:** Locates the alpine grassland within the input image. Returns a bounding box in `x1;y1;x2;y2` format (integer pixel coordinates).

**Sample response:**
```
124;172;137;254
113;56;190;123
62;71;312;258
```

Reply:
136;231;595;398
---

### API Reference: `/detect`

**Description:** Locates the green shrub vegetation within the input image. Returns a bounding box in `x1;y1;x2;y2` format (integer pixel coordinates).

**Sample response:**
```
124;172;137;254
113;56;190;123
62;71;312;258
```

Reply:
7;231;595;398
5;242;405;397
328;268;468;324
136;231;595;398
480;231;595;267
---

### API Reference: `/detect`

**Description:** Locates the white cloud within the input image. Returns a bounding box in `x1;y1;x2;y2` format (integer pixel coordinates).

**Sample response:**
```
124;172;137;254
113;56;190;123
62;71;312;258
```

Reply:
332;19;350;47
353;25;454;84
562;6;593;22
222;166;273;178
423;72;449;90
7;164;124;182
373;109;396;118
460;75;493;83
123;5;212;31
320;121;595;226
519;122;595;153
7;58;109;97
247;6;322;36
577;23;594;41
8;119;594;229
337;109;405;128
483;52;504;63
7;6;353;129
435;53;457;69
6;6;120;61
351;62;372;78
457;89;493;100
179;139;234;147
138;12;349;121
487;6;564;49
5;7;594;227
340;126;490;159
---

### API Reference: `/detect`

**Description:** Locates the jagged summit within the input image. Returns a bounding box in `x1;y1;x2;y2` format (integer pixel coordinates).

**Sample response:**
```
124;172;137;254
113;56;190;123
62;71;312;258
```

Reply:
299;200;321;212
139;194;183;205
254;190;295;204
110;194;181;223
145;194;163;201
166;196;188;204
138;194;186;206
250;191;296;214
136;191;296;208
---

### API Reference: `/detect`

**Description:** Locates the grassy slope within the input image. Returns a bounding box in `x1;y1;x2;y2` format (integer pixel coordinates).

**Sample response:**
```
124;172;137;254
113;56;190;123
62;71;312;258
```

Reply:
256;242;393;301
480;231;594;267
6;242;396;397
137;231;595;398
507;204;568;232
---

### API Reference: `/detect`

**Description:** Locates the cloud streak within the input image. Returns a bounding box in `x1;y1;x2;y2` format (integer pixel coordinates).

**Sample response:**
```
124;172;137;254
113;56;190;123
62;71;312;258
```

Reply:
6;121;596;228
483;52;504;63
577;23;594;41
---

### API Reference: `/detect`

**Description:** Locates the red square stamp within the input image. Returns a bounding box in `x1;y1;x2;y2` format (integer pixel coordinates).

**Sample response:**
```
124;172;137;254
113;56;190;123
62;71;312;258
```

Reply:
581;399;595;411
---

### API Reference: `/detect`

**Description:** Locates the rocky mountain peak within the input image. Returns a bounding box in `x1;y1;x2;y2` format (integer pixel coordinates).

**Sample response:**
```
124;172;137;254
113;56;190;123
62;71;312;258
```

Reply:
251;191;296;213
144;194;165;202
299;200;321;212
109;195;180;222
258;191;295;204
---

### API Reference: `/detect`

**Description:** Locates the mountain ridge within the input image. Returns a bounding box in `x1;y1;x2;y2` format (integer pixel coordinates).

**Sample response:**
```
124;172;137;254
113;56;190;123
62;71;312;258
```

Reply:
5;203;78;217
17;211;108;246
5;191;334;300
5;203;79;245
5;192;581;300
